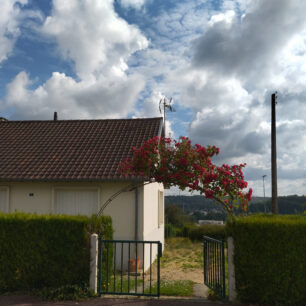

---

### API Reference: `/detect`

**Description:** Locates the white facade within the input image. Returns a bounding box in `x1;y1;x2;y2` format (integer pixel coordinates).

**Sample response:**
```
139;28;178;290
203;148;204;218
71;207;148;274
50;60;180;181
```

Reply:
0;181;164;244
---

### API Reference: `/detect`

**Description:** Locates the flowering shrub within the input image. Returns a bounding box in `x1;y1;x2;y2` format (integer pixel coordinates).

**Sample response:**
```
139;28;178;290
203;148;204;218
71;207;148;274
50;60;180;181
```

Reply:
120;136;252;215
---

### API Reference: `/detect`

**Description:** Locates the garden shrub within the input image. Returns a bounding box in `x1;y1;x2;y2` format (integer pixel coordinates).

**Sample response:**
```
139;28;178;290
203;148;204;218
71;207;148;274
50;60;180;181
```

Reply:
165;223;225;240
33;283;96;301
188;224;226;241
0;213;113;293
226;215;306;305
164;223;182;238
179;223;226;241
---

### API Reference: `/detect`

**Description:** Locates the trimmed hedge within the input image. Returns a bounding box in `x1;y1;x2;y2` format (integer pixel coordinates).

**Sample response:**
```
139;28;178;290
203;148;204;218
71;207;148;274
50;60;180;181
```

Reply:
165;223;226;241
0;213;113;293
226;215;306;305
183;224;226;241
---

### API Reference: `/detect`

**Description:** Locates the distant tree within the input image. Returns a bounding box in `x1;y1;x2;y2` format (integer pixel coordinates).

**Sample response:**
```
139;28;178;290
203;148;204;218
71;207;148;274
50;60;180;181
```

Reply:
165;204;192;226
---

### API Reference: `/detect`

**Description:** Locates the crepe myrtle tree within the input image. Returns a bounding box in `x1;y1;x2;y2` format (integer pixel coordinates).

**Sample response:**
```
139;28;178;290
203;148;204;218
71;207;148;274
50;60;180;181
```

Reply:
120;136;252;215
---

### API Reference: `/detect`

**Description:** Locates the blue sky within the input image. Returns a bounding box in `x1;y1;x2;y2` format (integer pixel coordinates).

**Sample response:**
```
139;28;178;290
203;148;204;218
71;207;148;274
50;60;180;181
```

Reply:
0;0;305;196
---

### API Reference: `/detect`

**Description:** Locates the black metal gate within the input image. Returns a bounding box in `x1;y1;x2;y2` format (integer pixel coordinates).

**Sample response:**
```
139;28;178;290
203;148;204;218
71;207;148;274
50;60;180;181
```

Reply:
98;239;162;297
203;236;226;298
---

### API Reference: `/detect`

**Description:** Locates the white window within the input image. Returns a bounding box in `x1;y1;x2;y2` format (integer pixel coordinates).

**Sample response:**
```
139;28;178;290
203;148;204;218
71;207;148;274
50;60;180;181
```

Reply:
0;187;9;213
158;190;164;227
55;189;98;217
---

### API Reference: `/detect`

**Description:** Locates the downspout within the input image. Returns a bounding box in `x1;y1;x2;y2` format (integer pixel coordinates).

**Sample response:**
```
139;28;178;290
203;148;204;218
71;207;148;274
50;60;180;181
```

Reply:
134;187;138;241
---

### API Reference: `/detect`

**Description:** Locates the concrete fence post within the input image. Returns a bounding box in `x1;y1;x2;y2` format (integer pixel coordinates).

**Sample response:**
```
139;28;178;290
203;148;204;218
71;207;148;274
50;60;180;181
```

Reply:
227;236;237;302
90;233;98;294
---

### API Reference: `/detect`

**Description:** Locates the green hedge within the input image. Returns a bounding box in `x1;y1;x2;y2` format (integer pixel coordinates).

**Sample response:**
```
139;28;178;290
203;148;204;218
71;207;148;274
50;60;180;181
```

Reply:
226;215;306;305
0;213;113;293
183;224;226;241
165;223;226;241
164;223;182;238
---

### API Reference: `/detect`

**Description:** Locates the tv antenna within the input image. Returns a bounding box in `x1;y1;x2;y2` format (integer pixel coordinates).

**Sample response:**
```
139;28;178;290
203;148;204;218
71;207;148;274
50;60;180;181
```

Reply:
159;97;175;136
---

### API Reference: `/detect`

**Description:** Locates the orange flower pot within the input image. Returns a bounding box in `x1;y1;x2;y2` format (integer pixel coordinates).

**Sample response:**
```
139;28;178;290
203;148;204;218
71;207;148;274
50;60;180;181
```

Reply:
128;259;140;272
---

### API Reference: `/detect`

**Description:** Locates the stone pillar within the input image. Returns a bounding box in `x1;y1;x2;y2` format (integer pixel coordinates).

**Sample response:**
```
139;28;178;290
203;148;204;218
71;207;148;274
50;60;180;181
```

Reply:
90;234;98;294
227;236;237;302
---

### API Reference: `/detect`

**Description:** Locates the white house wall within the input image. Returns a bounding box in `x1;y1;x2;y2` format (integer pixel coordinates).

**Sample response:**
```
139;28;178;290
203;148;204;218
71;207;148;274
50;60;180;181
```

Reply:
102;182;164;271
102;182;136;240
8;182;53;214
141;182;164;271
0;182;163;241
142;182;164;243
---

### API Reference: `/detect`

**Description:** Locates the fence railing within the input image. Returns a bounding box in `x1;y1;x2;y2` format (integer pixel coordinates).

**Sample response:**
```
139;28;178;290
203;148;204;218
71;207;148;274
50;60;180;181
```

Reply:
203;236;226;298
98;239;162;297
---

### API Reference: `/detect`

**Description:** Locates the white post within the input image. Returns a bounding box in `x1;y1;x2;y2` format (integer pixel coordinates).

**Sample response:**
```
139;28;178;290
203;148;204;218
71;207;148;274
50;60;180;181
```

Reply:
227;236;237;302
90;234;98;294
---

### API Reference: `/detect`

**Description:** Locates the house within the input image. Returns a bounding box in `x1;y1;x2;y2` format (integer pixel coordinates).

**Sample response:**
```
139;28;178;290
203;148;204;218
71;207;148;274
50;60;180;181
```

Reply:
198;220;224;225
0;117;165;251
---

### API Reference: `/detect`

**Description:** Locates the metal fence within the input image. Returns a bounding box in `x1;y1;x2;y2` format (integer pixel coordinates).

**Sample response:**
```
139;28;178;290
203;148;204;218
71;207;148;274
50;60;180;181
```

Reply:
203;236;226;298
98;239;162;297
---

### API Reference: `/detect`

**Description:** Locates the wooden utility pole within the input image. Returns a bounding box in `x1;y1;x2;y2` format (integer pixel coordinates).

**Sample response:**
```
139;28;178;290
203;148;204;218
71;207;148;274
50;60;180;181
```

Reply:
271;93;278;214
262;174;267;213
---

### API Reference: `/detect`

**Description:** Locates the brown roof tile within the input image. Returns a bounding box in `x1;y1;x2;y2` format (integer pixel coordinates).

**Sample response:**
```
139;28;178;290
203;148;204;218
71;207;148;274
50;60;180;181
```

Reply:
0;118;163;181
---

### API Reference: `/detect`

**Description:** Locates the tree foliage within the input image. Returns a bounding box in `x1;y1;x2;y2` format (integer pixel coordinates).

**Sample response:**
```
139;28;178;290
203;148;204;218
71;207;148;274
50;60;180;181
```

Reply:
120;136;252;215
165;204;193;226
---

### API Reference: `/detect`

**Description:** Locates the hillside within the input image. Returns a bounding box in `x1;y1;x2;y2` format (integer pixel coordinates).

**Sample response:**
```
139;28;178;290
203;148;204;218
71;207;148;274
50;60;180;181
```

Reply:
165;195;306;215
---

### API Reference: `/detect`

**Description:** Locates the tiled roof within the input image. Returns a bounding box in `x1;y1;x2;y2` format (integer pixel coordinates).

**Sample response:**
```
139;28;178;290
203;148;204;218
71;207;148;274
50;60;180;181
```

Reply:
0;118;163;181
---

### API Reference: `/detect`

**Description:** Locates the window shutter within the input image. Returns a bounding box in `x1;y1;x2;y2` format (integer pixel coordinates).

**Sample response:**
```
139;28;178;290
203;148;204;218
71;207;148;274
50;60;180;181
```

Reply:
55;189;98;216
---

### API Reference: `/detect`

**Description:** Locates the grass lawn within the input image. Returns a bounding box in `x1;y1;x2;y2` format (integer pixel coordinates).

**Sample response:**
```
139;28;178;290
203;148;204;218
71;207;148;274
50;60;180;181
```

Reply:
159;237;228;298
101;274;143;294
161;238;203;270
145;280;194;296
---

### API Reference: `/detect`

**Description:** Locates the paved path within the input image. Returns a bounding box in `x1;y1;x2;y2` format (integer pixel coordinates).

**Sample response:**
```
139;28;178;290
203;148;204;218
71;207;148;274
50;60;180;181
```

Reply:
0;295;233;306
193;284;208;298
0;284;233;306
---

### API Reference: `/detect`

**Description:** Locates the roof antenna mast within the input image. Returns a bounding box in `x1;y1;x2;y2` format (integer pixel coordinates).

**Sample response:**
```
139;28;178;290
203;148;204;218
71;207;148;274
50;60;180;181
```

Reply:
159;97;175;137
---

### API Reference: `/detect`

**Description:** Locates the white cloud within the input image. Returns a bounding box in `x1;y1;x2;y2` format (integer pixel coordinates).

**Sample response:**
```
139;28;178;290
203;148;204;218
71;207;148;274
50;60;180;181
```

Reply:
0;0;28;64
119;0;147;10
41;0;148;79
135;91;164;118
6;71;145;120
192;0;306;84
249;177;306;197
4;0;149;120
134;91;174;137
155;0;306;195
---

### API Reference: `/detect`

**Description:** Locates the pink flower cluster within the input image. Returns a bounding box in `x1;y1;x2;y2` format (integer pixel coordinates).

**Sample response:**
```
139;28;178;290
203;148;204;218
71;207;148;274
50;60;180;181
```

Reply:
120;136;252;214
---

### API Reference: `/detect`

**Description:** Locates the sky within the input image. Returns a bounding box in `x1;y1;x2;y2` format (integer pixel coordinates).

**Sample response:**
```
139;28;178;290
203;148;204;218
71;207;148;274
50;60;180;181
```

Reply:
0;0;305;197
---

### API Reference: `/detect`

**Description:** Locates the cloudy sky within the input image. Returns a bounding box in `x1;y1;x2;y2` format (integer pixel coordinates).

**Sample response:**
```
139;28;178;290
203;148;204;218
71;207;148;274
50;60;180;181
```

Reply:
0;0;305;196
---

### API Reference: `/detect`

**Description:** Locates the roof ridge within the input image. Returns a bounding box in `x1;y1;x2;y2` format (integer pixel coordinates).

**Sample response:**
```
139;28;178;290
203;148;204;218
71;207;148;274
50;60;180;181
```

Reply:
1;117;163;123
